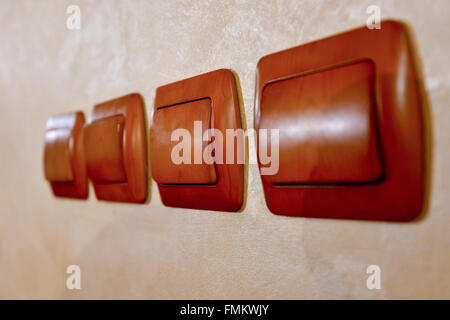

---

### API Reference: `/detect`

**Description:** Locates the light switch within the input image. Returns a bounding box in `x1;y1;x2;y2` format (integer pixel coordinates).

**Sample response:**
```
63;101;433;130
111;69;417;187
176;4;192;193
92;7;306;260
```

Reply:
84;115;127;183
44;128;73;182
150;69;244;212
261;60;383;185
151;98;217;185
255;20;426;221
84;93;147;203
43;111;88;199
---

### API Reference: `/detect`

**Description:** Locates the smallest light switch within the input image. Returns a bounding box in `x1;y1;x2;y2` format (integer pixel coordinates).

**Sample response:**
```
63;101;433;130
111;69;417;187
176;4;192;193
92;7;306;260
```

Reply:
151;98;217;185
44;128;73;182
43;111;88;199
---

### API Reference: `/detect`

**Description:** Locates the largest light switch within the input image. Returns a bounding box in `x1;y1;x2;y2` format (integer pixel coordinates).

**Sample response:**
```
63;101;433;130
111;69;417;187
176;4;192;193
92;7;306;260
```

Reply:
255;20;426;221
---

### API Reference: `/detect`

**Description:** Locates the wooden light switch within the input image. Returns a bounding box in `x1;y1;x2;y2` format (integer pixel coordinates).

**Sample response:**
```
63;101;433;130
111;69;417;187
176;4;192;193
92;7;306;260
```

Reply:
151;98;217;185
84;93;147;203
84;115;127;183
150;69;244;212
261;60;383;184
255;20;426;221
44;111;88;199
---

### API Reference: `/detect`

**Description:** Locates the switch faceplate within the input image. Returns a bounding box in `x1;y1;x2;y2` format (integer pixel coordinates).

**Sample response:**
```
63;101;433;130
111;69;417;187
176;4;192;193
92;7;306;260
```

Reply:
255;20;426;221
84;93;147;203
261;60;383;185
151;98;217;185
150;69;244;212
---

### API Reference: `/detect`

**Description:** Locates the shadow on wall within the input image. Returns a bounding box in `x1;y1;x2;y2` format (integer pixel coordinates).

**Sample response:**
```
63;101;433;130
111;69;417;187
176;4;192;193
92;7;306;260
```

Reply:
405;21;434;223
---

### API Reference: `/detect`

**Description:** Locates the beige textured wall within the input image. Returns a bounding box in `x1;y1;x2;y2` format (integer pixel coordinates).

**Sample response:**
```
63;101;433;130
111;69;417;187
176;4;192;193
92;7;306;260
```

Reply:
0;0;449;299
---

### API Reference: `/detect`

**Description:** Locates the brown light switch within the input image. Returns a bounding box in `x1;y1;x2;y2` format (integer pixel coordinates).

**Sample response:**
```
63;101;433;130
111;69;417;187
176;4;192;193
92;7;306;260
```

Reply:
261;60;383;185
255;20;426;221
84;115;127;183
150;69;244;212
84;93;147;203
44;128;73;182
151;98;217;185
43;111;88;199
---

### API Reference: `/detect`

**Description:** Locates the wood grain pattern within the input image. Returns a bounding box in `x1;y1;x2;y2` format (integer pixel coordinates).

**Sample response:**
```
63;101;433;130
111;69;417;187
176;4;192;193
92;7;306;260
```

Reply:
44;128;73;182
85;93;147;203
150;69;244;212
151;98;217;184
84;115;127;183
261;60;383;184
43;111;88;199
255;20;426;221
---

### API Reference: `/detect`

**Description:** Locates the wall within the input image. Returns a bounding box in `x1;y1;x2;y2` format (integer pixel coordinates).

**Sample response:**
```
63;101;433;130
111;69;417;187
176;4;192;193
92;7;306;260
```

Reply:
0;0;449;299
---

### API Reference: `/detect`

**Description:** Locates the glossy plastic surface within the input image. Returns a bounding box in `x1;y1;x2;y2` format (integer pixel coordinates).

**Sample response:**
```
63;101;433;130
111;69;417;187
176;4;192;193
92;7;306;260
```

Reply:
255;21;425;221
44;111;88;199
150;69;244;212
85;93;147;203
